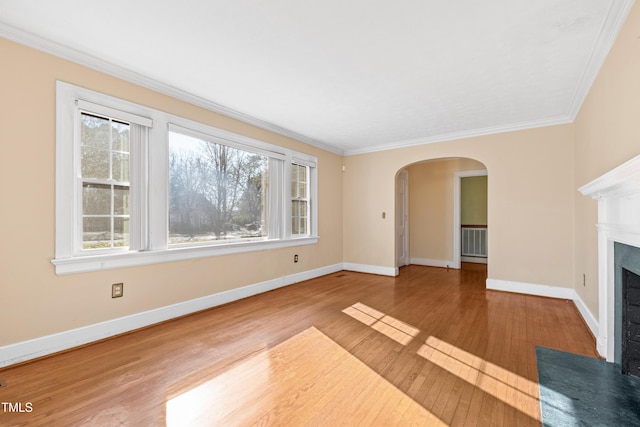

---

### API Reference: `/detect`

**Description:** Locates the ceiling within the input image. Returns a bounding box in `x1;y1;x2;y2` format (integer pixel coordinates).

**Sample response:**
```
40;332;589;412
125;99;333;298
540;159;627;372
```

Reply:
0;1;633;155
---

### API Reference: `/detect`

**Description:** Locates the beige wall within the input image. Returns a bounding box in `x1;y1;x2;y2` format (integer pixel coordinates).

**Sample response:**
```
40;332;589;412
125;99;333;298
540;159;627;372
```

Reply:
573;2;640;318
343;124;575;287
0;38;343;346
461;176;488;225
408;158;485;262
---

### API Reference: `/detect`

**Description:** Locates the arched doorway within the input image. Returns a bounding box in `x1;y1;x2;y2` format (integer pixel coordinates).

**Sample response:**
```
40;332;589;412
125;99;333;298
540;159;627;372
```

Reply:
395;157;488;270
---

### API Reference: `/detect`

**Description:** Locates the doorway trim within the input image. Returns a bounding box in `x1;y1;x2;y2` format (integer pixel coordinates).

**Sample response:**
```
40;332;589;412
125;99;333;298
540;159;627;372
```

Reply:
453;169;488;269
396;169;410;267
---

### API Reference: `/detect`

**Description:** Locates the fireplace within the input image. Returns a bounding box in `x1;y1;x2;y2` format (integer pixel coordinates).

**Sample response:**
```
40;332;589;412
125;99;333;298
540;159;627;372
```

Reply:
579;154;640;363
615;243;640;376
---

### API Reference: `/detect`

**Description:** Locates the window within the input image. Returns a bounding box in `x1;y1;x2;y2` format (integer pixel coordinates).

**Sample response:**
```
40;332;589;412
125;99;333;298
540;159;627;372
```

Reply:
168;130;269;245
53;82;318;274
291;163;309;236
80;113;131;250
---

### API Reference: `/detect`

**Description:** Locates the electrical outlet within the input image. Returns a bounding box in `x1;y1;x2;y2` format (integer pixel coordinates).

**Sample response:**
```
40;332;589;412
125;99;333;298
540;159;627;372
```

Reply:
294;254;299;263
112;283;124;298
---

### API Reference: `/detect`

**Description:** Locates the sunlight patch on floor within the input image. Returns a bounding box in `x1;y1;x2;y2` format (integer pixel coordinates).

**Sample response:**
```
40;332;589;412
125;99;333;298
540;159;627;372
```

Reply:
166;351;272;426
165;327;444;426
417;336;540;421
343;302;420;345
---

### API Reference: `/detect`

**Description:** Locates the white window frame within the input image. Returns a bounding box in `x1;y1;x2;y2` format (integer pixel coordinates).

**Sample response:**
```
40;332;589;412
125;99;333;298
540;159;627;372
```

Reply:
53;82;318;275
75;105;149;255
290;160;316;238
166;122;284;247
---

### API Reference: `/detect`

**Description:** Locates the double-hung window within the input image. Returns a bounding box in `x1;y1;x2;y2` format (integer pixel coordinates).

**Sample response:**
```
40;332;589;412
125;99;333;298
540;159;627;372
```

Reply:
53;82;318;274
80;113;132;250
291;163;310;236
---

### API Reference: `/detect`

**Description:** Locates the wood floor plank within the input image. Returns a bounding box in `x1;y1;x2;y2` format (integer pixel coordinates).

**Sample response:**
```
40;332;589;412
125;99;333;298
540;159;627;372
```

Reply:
0;265;597;426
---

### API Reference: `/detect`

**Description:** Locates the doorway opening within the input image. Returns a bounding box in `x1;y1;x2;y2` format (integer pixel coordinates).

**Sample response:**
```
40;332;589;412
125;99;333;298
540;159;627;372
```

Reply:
454;170;488;268
395;158;488;270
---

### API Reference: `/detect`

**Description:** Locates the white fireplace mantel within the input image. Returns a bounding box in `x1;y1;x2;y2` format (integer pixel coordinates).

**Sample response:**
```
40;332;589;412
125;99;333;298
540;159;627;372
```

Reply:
579;154;640;361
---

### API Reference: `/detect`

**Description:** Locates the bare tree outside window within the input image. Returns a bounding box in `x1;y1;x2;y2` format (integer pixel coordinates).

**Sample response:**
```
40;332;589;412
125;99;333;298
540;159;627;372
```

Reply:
168;132;267;244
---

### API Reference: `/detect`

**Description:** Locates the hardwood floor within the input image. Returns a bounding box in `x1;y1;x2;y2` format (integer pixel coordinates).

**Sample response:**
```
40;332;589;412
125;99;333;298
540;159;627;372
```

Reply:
0;265;597;426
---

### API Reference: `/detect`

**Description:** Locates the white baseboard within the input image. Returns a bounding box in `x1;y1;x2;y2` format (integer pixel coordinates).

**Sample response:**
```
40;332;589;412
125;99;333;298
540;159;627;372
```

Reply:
0;263;343;368
486;278;600;345
410;258;456;269
571;290;600;344
461;256;488;264
486;278;575;299
342;263;398;277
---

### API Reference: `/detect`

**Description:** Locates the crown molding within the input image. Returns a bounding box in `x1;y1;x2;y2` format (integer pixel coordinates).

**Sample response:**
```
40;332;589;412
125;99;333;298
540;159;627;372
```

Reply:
0;22;343;156
567;0;635;120
342;115;572;156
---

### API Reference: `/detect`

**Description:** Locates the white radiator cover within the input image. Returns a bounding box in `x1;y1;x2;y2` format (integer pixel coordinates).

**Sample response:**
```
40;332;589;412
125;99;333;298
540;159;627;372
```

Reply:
462;227;487;258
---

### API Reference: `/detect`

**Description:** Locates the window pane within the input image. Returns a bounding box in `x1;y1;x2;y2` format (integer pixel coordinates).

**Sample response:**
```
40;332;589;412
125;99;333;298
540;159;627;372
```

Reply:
291;165;299;197
112;121;130;152
112;152;130;182
292;217;307;236
114;185;130;215
81;146;110;180
294;165;308;198
292;200;308;235
81;113;130;182
82;217;111;250
83;183;111;215
114;217;130;247
291;164;307;198
168;131;268;245
297;182;307;199
81;114;110;149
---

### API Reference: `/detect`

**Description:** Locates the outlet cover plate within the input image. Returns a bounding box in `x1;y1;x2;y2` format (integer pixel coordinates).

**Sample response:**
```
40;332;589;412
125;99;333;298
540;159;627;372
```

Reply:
112;283;124;298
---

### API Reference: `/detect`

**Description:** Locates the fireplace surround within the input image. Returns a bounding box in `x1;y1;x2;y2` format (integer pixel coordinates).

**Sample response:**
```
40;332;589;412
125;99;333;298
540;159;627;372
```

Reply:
580;154;640;363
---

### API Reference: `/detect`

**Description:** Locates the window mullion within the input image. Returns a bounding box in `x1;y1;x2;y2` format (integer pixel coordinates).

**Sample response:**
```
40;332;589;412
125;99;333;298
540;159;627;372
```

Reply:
284;158;293;239
129;124;147;251
73;109;83;256
147;126;168;251
305;165;311;235
270;158;285;240
110;192;115;249
109;122;114;249
311;165;318;237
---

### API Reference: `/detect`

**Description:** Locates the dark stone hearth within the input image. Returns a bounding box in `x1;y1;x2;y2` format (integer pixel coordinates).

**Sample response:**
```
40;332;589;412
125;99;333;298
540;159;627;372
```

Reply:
537;347;640;426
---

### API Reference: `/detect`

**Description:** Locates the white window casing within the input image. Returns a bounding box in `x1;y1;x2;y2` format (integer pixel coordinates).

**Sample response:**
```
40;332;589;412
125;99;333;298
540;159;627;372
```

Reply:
53;81;318;274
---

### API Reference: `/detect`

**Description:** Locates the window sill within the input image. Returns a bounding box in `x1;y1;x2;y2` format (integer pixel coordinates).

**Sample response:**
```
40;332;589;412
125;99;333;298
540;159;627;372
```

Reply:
51;237;319;275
